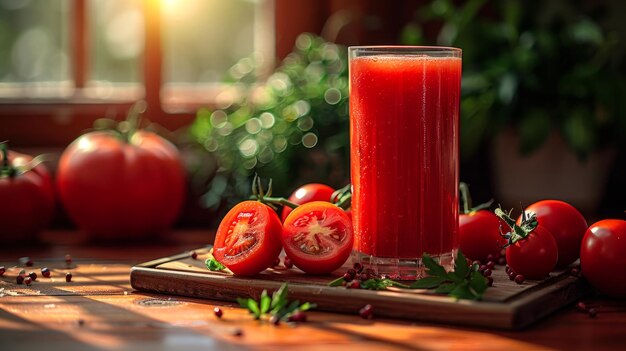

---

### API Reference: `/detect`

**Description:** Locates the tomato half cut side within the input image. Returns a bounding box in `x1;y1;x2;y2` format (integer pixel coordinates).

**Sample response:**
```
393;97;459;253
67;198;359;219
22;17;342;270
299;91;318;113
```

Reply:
282;201;353;274
213;201;282;276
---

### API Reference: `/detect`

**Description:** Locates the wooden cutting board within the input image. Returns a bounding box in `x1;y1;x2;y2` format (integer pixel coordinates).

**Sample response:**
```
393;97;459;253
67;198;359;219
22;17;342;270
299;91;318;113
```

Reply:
130;247;591;330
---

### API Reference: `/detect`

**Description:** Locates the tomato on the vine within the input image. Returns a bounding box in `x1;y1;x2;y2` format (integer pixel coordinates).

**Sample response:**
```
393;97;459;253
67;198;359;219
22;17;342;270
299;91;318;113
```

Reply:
213;201;282;276
57;129;185;240
0;144;55;243
282;201;353;274
281;183;336;222
580;219;626;297
518;200;587;268
496;208;558;279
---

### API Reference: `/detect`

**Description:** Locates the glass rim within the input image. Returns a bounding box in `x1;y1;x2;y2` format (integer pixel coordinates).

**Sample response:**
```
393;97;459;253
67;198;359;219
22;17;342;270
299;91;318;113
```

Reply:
349;45;461;56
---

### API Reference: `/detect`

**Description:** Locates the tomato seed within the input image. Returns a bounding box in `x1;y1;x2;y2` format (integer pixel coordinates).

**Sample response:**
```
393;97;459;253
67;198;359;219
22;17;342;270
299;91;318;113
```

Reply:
514;274;525;284
487;277;494;287
284;256;293;269
287;311;307;323
191;251;198;260
359;273;370;281
482;269;492;277
0;266;5;276
270;315;281;326
19;257;33;267
28;272;37;281
479;265;488;273
353;262;363;273
24;277;32;286
41;267;51;278
65;254;72;265
570;268;580;276
486;254;495;262
359;304;374;319
472;260;481;266
347;280;361;289
497;257;507;265
16;275;24;284
576;301;587;312
486;261;496;270
214;307;223;318
588;308;597;318
66;273;73;282
342;272;354;282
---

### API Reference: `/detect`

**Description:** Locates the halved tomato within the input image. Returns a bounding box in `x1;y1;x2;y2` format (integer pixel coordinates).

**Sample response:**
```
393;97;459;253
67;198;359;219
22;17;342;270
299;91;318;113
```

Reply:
282;201;353;274
213;201;282;276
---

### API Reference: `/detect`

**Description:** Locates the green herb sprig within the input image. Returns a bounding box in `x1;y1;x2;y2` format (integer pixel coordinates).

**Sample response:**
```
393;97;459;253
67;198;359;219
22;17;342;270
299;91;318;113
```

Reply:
205;249;226;271
410;251;488;300
237;283;316;322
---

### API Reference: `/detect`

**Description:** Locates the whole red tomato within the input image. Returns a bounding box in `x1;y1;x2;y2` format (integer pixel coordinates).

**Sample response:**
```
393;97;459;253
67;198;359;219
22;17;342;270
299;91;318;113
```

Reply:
282;201;353;274
506;225;558;279
580;219;626;297
281;183;336;221
57;130;185;240
519;200;587;268
459;211;507;262
0;145;55;243
213;201;283;276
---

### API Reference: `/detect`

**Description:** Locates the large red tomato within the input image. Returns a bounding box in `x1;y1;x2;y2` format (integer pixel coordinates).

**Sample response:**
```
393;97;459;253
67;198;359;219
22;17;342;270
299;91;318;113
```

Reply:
0;146;55;243
519;200;587;267
459;210;507;262
57;131;185;239
580;219;626;297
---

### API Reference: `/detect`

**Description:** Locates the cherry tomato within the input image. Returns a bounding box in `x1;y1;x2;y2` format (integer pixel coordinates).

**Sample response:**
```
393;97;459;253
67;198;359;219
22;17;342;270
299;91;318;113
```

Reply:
57;130;185;240
213;201;282;276
0;148;55;243
506;225;558;279
580;219;626;297
281;183;335;221
282;201;353;274
519;200;587;267
459;210;507;262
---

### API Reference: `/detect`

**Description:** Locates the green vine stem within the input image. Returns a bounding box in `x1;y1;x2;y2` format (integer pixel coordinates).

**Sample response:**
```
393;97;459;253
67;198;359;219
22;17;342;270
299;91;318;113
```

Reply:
0;141;16;178
494;207;538;246
251;174;299;210
331;183;352;210
459;182;493;214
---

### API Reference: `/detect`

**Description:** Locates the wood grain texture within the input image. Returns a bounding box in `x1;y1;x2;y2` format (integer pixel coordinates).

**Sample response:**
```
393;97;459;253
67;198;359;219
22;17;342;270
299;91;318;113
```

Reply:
130;249;592;330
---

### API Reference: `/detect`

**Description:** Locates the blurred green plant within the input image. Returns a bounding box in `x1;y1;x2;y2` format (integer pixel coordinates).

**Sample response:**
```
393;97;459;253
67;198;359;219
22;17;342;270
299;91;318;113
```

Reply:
402;0;626;159
190;34;349;211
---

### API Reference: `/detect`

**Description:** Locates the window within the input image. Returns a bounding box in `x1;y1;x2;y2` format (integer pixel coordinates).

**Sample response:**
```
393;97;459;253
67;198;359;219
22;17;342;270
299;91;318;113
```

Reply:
0;0;274;126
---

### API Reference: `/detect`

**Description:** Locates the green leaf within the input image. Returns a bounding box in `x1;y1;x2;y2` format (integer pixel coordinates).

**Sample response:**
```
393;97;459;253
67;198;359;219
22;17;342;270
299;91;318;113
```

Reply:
271;283;289;312
470;271;488;297
410;276;446;289
205;257;226;271
422;254;447;277
450;283;477;300
260;290;271;314
246;298;260;319
454;250;469;279
298;302;316;312
237;298;250;309
434;283;456;294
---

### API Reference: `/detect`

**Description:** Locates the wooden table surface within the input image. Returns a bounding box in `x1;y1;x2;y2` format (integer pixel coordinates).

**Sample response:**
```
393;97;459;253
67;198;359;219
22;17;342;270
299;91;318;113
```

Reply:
1;231;625;351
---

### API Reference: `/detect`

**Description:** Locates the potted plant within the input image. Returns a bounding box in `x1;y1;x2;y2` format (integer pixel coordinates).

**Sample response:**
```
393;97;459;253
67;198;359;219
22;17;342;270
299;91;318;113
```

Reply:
403;0;626;211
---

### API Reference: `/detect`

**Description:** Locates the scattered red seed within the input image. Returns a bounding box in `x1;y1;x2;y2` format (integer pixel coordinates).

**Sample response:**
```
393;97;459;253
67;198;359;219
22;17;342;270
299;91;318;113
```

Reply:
24;276;32;286
214;307;223;318
588;308;597;318
486;261;496;270
269;315;281;326
0;266;5;276
483;269;492;277
346;268;356;278
472;260;481;267
66;272;73;282
41;267;51;278
514;274;525;284
479;265;488;273
359;273;370;281
19;257;33;267
342;272;354;282
77;319;85;327
353;262;363;273
16;275;24;284
283;256;293;269
576;301;587;312
570;268;580;276
347;280;361;289
191;251;198;260
500;249;506;257
28;272;37;281
487;277;494;287
232;328;244;337
359;304;374;319
287;311;307;323
505;265;511;274
65;254;72;265
497;257;507;265
486;254;495;262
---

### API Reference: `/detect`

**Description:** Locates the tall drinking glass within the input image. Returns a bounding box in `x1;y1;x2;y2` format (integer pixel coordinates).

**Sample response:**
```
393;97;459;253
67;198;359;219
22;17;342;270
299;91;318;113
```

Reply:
349;46;462;279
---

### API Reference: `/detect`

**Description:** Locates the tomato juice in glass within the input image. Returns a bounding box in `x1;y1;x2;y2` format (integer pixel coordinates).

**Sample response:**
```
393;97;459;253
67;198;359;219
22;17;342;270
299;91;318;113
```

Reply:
349;46;461;279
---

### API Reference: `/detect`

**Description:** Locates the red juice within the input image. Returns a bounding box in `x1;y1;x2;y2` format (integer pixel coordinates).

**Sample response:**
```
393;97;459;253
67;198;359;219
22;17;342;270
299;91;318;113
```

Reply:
349;47;461;273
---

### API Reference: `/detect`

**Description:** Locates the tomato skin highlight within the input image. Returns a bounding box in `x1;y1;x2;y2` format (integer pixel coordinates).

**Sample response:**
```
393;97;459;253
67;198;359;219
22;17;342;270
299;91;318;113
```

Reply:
57;131;185;240
580;219;626;297
281;184;336;222
0;151;55;243
519;200;587;268
506;225;558;280
282;201;353;274
213;201;282;276
459;210;506;262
